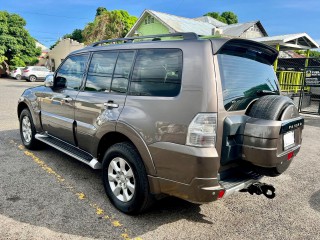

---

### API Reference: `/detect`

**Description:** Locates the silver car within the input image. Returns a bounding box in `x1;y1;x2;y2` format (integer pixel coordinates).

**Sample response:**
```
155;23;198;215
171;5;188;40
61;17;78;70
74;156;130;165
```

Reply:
10;67;24;80
22;66;53;82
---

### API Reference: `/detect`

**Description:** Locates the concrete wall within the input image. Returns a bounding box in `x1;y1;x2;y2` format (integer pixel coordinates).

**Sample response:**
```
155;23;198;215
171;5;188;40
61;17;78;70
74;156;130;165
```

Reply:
48;38;85;71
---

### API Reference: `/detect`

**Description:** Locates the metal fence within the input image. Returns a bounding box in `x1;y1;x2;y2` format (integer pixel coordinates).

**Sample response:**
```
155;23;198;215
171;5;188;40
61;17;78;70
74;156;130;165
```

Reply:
277;57;320;115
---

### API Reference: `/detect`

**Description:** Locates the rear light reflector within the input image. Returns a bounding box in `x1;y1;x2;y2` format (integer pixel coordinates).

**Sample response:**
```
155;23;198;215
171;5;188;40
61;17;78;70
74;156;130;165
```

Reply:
186;113;217;147
287;151;294;160
217;189;225;199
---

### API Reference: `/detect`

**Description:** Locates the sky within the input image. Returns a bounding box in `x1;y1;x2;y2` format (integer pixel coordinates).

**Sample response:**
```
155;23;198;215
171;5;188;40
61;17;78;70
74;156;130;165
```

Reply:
1;0;320;48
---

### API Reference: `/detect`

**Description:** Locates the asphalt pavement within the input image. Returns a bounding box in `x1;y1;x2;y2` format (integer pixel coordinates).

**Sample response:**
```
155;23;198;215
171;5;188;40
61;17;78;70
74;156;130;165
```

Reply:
0;78;319;240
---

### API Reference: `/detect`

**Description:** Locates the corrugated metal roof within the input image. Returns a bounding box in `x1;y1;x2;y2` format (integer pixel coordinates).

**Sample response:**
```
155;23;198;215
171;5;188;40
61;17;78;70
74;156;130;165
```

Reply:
148;10;215;36
253;33;319;49
193;16;227;27
126;10;266;38
220;21;258;37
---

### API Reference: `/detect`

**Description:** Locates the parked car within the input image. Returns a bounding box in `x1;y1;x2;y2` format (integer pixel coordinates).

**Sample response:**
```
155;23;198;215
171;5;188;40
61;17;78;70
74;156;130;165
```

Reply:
22;66;53;82
17;33;304;214
10;67;24;80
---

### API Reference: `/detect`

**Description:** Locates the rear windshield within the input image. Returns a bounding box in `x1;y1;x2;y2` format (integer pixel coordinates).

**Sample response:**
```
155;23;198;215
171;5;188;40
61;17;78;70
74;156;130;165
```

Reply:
218;54;279;111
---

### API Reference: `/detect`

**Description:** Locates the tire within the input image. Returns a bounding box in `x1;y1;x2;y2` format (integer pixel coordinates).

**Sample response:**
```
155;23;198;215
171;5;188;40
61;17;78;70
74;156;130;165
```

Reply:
19;109;39;150
247;95;294;120
102;142;154;214
16;74;21;80
29;75;37;82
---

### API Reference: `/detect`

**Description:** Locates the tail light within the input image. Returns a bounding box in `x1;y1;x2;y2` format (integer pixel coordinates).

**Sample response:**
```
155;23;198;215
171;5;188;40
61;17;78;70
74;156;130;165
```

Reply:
23;70;29;72
217;189;225;199
186;113;217;147
14;70;17;73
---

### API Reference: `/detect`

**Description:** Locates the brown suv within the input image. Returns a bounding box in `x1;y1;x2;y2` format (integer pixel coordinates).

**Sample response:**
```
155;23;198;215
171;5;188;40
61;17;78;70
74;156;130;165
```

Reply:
18;33;304;214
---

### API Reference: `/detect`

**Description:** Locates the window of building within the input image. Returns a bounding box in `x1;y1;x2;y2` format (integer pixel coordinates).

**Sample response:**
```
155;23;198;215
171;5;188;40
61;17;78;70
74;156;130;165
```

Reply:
144;16;155;24
129;49;182;97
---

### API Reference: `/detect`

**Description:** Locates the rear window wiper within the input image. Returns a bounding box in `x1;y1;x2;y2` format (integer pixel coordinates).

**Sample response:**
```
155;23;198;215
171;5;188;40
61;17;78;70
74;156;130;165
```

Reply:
256;90;279;96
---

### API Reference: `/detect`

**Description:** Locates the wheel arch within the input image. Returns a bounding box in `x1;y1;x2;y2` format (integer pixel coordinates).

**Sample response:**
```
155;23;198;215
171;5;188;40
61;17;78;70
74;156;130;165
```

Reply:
17;101;29;119
17;97;42;133
96;123;157;176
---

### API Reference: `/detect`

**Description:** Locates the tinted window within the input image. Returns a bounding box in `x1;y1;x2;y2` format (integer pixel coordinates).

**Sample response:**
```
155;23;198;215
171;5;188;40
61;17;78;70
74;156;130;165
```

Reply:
218;54;279;111
129;49;182;97
111;51;135;94
85;51;118;92
55;54;89;90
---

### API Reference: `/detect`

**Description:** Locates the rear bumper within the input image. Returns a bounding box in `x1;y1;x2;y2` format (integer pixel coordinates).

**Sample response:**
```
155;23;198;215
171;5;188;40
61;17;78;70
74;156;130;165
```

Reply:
147;142;262;203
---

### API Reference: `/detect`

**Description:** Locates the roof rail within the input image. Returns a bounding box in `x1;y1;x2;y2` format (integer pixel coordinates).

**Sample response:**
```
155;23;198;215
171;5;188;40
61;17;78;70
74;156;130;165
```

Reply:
89;32;198;47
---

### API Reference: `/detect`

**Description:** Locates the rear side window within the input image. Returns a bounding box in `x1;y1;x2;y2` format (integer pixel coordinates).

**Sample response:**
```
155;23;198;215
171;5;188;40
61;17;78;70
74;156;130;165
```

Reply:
111;51;135;94
86;51;118;92
129;49;182;97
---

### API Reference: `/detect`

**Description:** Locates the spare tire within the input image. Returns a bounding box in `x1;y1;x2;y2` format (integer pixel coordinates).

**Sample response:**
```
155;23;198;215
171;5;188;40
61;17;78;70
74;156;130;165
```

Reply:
247;95;294;120
245;95;297;177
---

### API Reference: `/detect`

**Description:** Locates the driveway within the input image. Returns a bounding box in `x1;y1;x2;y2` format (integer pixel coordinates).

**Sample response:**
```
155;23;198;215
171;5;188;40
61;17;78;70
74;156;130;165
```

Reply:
0;78;319;240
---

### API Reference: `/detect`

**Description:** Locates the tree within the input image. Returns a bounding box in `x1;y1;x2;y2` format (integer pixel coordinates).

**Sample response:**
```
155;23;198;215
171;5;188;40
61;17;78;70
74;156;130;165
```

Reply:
82;8;137;44
204;11;238;25
220;11;238;25
0;11;41;68
96;7;107;17
63;29;83;43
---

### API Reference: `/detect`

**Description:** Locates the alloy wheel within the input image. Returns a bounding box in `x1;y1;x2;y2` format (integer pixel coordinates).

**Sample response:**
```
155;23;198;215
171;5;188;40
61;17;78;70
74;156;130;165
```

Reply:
22;116;32;143
108;157;135;202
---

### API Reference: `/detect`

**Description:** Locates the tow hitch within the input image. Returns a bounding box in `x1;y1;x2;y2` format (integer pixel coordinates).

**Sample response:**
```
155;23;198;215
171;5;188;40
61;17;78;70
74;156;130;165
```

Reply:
240;182;276;199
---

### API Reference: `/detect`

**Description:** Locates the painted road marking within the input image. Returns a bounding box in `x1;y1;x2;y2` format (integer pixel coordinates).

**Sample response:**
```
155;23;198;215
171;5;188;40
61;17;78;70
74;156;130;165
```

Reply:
15;143;142;240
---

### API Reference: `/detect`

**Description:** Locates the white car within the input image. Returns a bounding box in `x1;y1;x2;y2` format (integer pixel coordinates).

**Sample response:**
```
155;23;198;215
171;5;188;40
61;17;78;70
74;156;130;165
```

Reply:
22;66;53;82
10;67;24;80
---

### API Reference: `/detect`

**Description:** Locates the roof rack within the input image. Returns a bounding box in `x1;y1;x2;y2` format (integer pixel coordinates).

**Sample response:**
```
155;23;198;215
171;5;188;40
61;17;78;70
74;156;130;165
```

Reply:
89;32;198;47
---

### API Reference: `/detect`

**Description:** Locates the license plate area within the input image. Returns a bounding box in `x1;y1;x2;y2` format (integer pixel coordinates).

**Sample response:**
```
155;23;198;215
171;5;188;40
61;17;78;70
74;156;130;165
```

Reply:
283;131;295;150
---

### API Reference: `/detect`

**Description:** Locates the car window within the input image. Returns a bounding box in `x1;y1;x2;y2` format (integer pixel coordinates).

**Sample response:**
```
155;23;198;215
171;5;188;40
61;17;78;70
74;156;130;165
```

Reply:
129;49;182;97
85;51;118;92
218;54;279;111
111;51;135;94
55;54;89;90
40;67;49;72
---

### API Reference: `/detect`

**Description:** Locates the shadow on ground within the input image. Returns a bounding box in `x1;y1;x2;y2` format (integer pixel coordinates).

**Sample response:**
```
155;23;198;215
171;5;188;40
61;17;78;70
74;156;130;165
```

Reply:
0;129;212;239
309;190;320;212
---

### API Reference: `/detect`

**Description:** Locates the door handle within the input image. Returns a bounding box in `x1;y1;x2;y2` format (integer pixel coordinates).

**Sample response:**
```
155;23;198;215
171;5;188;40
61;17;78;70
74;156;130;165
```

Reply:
104;101;119;109
62;97;73;102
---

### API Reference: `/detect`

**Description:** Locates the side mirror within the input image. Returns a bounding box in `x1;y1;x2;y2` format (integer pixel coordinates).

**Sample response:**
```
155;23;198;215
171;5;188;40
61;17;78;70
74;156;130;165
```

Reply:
44;74;54;87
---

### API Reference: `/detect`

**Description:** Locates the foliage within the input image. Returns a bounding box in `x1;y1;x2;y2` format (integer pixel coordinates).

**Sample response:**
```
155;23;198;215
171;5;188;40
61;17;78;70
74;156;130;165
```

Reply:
0;11;41;68
49;39;59;50
294;50;320;58
204;11;238;25
96;7;107;17
63;29;83;43
82;8;138;44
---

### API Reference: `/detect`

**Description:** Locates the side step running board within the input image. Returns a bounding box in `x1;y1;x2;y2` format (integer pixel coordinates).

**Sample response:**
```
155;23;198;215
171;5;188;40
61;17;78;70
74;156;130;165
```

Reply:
35;134;102;169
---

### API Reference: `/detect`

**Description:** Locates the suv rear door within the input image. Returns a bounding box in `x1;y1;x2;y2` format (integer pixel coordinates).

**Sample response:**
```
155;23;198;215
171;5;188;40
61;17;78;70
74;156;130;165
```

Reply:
74;50;135;153
40;53;90;144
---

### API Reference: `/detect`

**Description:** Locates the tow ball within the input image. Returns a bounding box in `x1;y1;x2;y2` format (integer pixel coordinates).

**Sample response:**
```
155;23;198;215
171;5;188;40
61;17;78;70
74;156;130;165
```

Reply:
240;182;276;199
